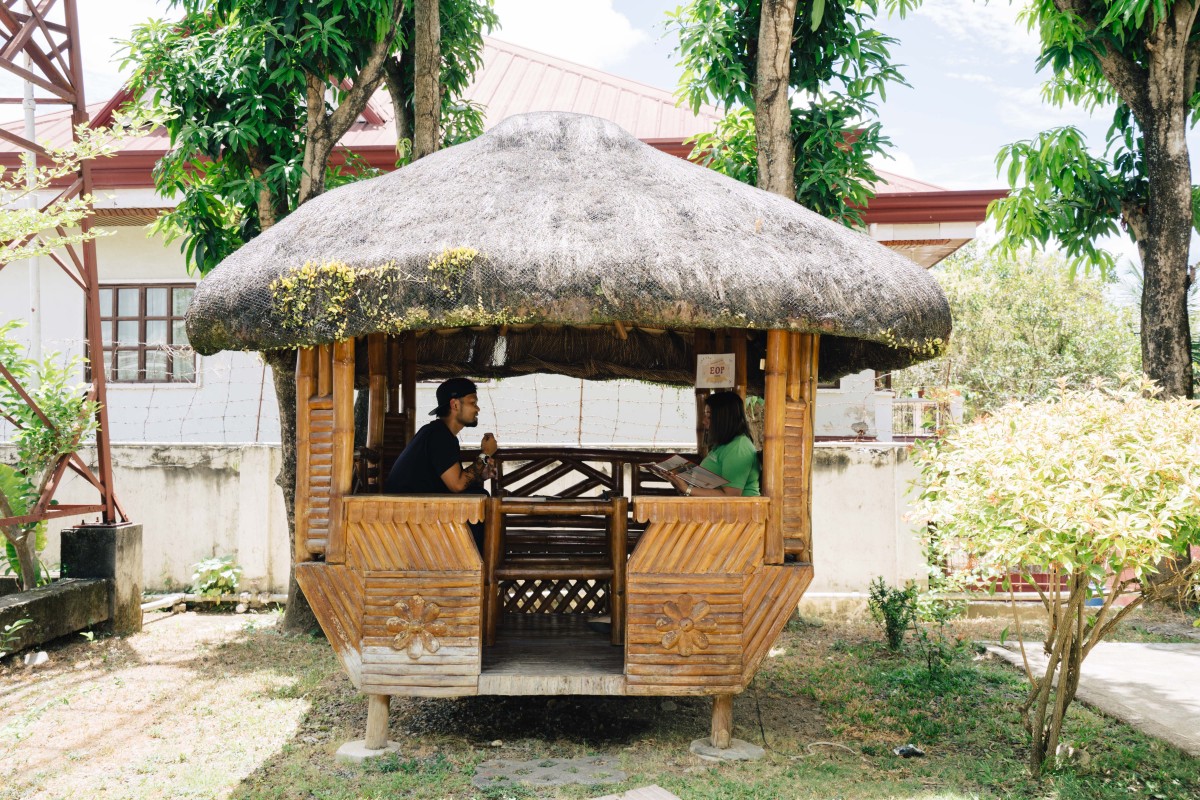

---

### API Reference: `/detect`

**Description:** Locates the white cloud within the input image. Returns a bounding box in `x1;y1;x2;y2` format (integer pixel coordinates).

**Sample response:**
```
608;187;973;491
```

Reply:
946;72;995;84
491;0;648;69
917;0;1040;58
871;148;920;180
991;84;1103;132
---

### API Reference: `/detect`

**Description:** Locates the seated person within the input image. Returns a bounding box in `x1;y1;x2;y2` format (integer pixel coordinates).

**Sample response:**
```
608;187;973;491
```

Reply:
667;391;760;497
384;377;498;548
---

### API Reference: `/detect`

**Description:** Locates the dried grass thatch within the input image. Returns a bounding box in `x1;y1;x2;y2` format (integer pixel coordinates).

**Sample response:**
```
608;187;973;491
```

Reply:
186;112;950;381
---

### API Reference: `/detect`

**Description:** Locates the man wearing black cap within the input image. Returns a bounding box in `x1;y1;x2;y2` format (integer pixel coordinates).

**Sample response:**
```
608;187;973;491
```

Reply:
384;378;498;506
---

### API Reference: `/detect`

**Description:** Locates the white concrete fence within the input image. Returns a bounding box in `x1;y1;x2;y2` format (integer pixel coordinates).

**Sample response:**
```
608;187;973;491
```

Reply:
3;442;928;597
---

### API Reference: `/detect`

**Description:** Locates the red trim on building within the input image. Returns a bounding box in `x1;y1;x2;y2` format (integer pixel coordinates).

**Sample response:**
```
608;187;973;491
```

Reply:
858;190;1005;224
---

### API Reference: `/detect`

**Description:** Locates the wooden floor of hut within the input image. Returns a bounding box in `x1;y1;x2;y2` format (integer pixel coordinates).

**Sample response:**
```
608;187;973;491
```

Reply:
480;614;625;695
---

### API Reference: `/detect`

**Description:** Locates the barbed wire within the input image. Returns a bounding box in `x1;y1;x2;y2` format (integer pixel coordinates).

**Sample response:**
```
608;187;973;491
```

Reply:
0;337;698;448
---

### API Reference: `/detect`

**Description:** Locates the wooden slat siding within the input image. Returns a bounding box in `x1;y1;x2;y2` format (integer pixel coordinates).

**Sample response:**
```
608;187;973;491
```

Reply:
326;339;356;565
361;571;481;696
740;564;814;683
762;329;788;565
345;496;484;572
304;401;335;555
624;574;743;694
295;348;315;561
295;562;364;688
780;399;809;557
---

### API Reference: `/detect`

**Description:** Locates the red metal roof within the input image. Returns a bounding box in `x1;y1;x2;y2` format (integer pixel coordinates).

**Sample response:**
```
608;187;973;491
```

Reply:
0;37;1002;226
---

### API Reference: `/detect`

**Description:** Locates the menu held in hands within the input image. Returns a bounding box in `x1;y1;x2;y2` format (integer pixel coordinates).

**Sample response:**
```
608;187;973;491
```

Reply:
646;455;727;489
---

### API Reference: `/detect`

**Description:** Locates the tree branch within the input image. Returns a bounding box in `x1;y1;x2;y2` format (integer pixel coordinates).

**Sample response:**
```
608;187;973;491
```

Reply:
384;53;412;153
1053;0;1151;120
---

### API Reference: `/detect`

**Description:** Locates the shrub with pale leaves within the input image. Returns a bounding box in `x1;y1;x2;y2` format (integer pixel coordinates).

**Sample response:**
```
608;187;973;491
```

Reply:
913;379;1200;590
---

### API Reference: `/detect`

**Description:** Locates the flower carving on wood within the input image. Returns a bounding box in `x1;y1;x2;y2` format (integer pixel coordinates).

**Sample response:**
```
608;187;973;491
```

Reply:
655;594;716;656
386;595;447;659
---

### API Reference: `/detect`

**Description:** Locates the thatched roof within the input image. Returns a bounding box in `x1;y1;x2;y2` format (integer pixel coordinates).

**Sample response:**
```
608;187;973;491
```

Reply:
186;112;951;382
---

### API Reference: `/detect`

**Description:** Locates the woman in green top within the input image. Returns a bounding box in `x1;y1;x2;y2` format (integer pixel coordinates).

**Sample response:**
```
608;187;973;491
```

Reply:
667;391;761;497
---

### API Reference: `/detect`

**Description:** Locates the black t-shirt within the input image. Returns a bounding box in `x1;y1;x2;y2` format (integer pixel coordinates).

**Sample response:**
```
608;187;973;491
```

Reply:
384;419;461;494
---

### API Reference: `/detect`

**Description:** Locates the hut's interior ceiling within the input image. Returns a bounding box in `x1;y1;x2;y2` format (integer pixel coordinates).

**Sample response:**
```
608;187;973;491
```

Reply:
349;323;922;388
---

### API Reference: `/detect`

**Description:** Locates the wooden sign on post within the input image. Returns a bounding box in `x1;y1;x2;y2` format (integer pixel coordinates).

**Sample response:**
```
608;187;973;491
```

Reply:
696;353;736;389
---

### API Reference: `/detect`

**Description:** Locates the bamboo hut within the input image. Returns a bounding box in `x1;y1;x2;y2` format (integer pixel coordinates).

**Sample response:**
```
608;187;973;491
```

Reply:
186;112;951;754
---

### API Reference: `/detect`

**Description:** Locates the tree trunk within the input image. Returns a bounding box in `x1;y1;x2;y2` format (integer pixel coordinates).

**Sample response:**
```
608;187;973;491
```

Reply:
384;52;414;158
1138;117;1194;399
269;348;319;635
299;74;336;205
413;0;441;160
754;0;799;199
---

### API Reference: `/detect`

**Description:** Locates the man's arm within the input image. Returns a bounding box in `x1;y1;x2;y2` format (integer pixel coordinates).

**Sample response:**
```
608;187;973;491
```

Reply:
439;433;498;493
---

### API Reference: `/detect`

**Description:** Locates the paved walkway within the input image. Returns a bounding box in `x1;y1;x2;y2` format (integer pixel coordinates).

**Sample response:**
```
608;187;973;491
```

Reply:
987;642;1200;757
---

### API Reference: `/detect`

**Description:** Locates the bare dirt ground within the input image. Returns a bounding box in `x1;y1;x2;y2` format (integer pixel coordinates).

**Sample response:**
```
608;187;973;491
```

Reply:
0;611;325;800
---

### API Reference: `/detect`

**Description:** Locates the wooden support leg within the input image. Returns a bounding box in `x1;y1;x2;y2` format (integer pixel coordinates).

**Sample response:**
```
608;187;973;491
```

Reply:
484;497;503;646
609;496;628;646
711;695;733;749
365;694;390;750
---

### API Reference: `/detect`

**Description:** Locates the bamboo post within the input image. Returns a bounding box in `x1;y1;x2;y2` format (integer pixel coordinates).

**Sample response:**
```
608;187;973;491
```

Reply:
762;329;788;565
387;336;400;412
483;496;503;646
366;333;387;450
316;344;332;397
327;339;355;565
711;694;733;749
365;694;390;750
402;333;417;441
800;334;819;563
294;348;316;562
731;329;748;400
693;329;711;456
609;496;628;646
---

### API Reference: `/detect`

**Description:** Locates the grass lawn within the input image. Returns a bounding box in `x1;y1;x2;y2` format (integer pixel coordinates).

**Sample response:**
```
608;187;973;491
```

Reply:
2;608;1197;800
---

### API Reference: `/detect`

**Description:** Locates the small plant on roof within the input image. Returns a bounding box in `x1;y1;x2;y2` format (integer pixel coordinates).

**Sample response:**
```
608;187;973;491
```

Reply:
426;247;479;298
911;377;1200;776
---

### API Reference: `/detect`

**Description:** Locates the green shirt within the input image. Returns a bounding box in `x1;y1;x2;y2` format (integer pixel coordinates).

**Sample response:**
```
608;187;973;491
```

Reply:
699;434;761;496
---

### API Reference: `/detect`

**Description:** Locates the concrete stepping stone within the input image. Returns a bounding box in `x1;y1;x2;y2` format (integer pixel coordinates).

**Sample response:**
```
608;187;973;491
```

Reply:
590;785;683;800
472;755;626;791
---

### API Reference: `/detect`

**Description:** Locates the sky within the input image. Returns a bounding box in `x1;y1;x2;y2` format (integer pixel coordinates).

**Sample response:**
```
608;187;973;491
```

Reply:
28;0;1195;267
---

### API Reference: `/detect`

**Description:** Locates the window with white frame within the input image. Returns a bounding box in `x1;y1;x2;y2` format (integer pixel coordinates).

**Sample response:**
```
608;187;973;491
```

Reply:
94;284;197;383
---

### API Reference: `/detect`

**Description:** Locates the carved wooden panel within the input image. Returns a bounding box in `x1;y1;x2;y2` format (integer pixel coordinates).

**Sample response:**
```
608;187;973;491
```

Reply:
361;572;482;696
295;562;363;688
741;563;814;682
345;496;484;572
625;575;743;695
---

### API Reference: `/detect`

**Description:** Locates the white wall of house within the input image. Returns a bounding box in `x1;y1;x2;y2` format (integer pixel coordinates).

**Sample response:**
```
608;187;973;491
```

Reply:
5;441;926;595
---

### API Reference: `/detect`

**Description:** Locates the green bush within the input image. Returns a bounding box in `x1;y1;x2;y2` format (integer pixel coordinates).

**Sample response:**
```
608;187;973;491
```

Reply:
867;577;917;651
190;556;241;597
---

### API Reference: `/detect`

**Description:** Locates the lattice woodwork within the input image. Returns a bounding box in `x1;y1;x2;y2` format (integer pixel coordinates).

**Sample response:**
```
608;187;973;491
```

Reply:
295;562;364;688
499;578;609;614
